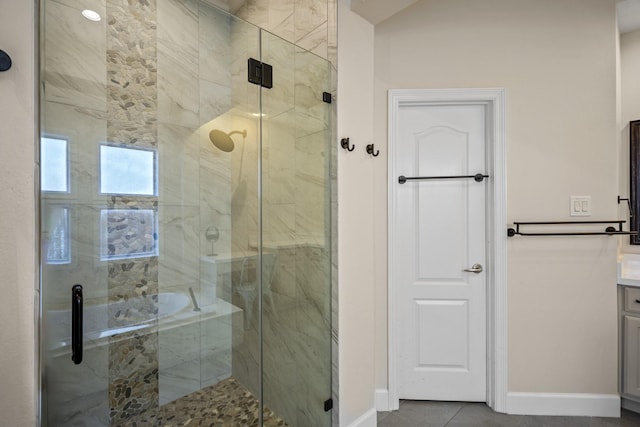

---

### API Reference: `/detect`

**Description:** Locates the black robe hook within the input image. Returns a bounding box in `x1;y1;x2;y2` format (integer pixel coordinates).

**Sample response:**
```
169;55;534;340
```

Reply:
0;50;12;72
341;137;355;152
366;144;380;157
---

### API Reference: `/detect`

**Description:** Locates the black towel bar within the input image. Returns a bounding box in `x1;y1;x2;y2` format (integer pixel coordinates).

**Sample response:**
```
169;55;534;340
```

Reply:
398;173;489;184
507;220;637;237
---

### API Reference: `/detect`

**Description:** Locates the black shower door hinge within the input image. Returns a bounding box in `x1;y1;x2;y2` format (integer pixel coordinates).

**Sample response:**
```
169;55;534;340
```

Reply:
248;57;273;89
324;398;333;412
323;92;332;104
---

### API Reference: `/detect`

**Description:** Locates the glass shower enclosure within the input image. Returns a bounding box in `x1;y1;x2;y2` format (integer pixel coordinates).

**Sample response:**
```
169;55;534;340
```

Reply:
39;1;333;425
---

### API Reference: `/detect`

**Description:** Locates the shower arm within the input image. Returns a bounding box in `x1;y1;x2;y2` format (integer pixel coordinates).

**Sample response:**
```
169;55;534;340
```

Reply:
228;130;247;139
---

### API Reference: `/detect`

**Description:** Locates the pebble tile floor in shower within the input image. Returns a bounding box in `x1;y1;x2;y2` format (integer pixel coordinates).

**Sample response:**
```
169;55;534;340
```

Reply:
377;400;640;427
121;377;288;427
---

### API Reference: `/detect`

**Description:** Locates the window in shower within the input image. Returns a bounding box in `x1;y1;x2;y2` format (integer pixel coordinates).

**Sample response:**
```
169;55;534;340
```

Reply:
41;136;69;193
45;206;70;264
99;144;156;196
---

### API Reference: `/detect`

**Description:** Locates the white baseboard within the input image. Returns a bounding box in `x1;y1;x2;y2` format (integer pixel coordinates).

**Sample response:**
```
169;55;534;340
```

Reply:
375;389;390;412
346;408;377;427
507;392;620;417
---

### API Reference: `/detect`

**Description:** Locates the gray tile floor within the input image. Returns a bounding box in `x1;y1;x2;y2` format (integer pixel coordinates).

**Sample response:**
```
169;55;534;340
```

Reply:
377;401;640;426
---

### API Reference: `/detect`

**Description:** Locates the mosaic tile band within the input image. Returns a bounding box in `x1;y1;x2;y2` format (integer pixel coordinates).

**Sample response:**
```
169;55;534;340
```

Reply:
106;0;160;421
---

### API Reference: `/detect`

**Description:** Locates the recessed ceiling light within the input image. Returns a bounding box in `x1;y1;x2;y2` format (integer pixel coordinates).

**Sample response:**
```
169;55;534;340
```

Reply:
81;9;101;22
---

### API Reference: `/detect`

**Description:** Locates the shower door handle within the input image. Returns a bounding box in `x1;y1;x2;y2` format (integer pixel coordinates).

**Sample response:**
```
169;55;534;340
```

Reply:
71;284;83;365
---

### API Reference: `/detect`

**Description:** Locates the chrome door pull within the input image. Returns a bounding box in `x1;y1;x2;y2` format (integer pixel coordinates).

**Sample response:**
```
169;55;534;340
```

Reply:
463;264;483;273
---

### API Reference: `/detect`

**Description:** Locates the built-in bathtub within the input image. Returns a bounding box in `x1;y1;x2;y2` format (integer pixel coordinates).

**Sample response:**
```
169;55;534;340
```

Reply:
46;292;243;352
46;292;193;350
44;291;243;425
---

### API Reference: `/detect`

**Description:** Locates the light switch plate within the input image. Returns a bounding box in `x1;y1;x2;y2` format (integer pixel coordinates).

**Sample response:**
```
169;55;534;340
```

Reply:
570;196;591;217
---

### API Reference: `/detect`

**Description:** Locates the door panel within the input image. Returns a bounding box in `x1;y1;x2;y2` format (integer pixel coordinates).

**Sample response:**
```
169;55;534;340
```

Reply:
416;300;468;368
395;103;487;401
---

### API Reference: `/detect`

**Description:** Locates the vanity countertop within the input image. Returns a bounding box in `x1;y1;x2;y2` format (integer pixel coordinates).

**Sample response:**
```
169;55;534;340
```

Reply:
618;253;640;287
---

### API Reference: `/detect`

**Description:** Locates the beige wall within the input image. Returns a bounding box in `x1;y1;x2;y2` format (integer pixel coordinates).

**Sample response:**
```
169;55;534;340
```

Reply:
374;0;619;396
0;0;37;426
337;0;377;424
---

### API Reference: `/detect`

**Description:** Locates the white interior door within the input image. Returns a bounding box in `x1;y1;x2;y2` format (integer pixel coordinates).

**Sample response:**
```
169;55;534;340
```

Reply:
394;103;487;401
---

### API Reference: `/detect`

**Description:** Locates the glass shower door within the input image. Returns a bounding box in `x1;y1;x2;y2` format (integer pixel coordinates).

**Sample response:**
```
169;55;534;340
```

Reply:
260;31;333;426
40;1;262;425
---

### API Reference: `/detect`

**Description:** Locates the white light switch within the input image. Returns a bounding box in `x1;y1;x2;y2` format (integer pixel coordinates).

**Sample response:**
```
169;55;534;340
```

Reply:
570;196;591;216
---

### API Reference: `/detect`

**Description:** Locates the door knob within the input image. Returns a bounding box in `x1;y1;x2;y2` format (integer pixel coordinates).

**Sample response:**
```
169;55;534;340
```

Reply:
463;264;483;273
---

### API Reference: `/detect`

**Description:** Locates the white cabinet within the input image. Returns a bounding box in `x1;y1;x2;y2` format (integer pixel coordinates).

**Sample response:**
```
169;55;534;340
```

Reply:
624;315;640;397
620;286;640;411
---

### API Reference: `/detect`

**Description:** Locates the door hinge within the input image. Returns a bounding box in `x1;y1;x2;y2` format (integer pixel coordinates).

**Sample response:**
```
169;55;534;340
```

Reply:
248;57;273;89
323;92;332;104
324;398;333;412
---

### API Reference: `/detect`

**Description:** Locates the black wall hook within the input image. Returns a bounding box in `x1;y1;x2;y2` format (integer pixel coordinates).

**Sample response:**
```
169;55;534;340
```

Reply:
0;50;12;72
619;195;634;218
341;137;355;152
366;144;380;157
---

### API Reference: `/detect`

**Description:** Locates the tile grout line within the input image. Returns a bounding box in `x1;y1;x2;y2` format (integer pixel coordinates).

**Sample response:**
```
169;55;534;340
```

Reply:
442;402;466;427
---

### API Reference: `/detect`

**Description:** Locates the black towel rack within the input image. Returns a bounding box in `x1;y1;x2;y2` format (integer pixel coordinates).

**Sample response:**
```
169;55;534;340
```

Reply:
398;173;489;184
507;220;637;237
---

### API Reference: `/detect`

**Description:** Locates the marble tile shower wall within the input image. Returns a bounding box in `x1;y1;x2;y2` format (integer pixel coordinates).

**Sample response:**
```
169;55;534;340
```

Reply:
228;246;331;425
233;0;338;66
157;0;252;408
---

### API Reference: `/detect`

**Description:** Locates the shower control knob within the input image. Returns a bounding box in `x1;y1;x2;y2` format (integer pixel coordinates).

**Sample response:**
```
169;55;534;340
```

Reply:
206;226;220;256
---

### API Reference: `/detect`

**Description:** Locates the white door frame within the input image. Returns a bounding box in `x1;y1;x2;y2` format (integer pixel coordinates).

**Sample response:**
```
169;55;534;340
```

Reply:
387;88;507;412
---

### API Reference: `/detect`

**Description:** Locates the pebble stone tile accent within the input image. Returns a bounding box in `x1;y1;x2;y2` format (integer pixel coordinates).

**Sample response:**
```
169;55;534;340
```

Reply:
115;377;289;427
106;0;158;149
106;0;160;421
107;202;160;422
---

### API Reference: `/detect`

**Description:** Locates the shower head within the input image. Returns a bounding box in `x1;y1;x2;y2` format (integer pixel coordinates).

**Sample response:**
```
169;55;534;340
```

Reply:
209;129;247;152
